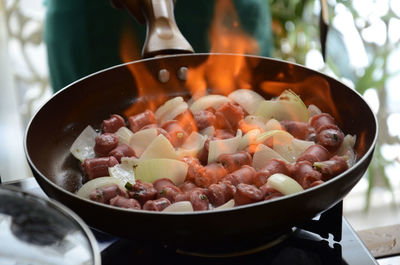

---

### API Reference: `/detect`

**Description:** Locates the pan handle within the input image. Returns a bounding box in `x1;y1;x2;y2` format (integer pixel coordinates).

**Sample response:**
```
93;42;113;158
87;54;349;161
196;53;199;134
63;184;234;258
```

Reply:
112;0;194;58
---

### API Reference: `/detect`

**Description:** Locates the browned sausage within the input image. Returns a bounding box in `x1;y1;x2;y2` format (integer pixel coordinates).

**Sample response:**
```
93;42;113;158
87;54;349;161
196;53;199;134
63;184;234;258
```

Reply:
293;161;322;189
143;198;171;211
259;184;283;200
217;151;252;173
89;184;126;204
310;113;336;133
215;102;245;131
110;196;141;209
234;183;264;206
81;156;118;180
223;165;255;186
316;127;344;152
156;185;182;203
175;110;197;135
128;110;156;133
253;159;293;187
94;133;119;157
196;138;210;165
193;163;227;188
207;182;236;207
280;120;314;140
181;156;204;182
101;114;126;133
109;144;136;162
314;155;348;181
127;180;157;205
161;120;188;147
193;110;216;131
178;181;197;192
152;178;176;191
297;144;331;164
187;188;209;211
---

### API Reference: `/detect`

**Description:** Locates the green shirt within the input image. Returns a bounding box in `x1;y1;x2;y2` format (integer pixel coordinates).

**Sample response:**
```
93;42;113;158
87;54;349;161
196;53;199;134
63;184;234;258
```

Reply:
44;0;272;92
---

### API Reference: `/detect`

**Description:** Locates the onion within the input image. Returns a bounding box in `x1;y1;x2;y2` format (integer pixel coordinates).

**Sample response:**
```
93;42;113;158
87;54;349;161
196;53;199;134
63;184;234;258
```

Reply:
208;130;242;164
308;104;322;117
228;89;265;114
139;134;178;161
238;129;261;151
264;118;283;131
69;125;97;162
244;115;268;131
213;199;235;210
108;160;135;185
134;158;188;185
200;126;215;137
77;177;126;199
252;144;288;170
162;201;194;212
155;97;188;125
189;94;231;112
267;173;304;195
115;127;134;145
129;128;159;157
256;90;309;122
336;134;357;167
176;132;207;157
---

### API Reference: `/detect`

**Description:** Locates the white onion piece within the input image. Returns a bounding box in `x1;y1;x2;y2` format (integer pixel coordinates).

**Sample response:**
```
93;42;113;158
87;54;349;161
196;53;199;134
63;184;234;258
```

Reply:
162;201;194;212
176;132;207;157
213;199;235;210
267;173;303;195
228;89;265;114
157;100;188;125
70;125;98;162
115;127;134;145
238;129;261;151
128;129;159;158
77;177;126;199
244;115;268;131
264;118;283;131
208;130;242;164
108;160;135;185
308;104;322;117
155;96;184;121
140;134;178;161
252;144;288;170
336;134;357;167
200;126;215;137
256;90;309;122
134;158;188;185
189;95;231;112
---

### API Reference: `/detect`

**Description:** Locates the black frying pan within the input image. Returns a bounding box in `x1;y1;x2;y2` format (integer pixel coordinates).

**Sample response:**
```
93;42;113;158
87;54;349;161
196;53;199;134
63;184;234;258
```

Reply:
24;0;377;251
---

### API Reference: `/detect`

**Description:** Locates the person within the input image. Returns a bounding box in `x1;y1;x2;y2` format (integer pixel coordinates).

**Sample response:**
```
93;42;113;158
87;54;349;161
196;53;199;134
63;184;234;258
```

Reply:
44;0;273;92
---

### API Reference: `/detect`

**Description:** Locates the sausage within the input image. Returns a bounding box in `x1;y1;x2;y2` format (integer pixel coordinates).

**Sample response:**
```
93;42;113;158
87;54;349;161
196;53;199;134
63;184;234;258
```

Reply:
101;114;126;133
161;120;188;147
215;102;245;131
152;178;176;191
259;184;283;200
310;113;336;133
207;182;236;207
187;188;209;211
293;161;322;189
193;110;216;131
153;178;182;202
316;126;344;152
143;198;171;211
127;180;157;205
217;151;252;173
89;184;126;204
234;183;264;206
94;133;119;157
280;120;314;140
81;156;118;180
223;165;255;186
175;110;197;135
253;159;293;187
196;138;210;165
109;144;136;162
110;195;141;209
214;129;235;139
193;163;227;188
297;144;331;164
314;155;348;181
181;156;204;182
128;110;156;133
178;181;197;192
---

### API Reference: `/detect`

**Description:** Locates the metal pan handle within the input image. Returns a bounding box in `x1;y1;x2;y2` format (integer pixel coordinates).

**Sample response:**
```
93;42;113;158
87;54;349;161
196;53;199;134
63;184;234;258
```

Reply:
112;0;194;58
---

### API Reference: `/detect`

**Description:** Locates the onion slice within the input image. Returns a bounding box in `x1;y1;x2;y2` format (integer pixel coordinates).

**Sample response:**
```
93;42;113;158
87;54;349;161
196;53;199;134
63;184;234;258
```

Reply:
77;177;126;199
108;160;135;185
228;89;265;114
129;128;158;157
155;97;188;125
208;130;242;164
238;129;261;151
267;173;304;195
189;94;231;112
162;201;194;212
252;144;288;170
70;125;97;162
115;127;134;146
134;158;188;185
176;132;207;157
139;134;178;161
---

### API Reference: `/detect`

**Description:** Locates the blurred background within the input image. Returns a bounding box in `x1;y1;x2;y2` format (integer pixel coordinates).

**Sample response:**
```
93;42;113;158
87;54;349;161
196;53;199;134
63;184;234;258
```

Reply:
0;0;399;232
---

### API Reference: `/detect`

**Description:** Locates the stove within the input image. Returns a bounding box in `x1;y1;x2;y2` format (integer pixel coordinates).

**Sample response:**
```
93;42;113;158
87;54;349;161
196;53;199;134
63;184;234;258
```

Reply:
3;178;379;265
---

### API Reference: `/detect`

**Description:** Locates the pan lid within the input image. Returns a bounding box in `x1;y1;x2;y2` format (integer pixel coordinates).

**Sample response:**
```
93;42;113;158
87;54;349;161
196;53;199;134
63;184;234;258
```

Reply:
0;185;101;265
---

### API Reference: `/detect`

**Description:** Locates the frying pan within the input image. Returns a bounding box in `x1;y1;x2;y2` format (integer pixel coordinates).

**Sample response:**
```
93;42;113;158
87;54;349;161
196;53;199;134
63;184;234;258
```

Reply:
24;0;377;251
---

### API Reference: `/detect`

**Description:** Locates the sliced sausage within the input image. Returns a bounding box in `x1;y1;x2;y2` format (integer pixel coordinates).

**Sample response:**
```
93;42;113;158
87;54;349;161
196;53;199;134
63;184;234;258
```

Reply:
128;110;156;133
94;133;119;157
217;151;252;173
280;120;314;140
193;110;216;131
214;129;235;140
82;156;118;180
314;155;348;181
143;198;171;211
175;110;197;135
128;180;157;205
223;165;255;186
178;181;197;192
310;113;336;133
193;163;227;188
110;195;141;209
316;126;344;152
101;114;126;133
253;159;293;187
215;102;245;131
89;184;126;204
259;184;283;200
207;182;236;207
187;188;209;211
181;156;204;182
297;144;331;164
109;144;136;162
161;120;188;147
293;161;322;189
234;183;264;206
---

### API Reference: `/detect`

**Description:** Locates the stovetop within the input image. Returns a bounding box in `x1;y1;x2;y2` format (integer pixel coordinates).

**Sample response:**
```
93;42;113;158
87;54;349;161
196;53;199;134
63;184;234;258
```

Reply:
2;177;379;265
